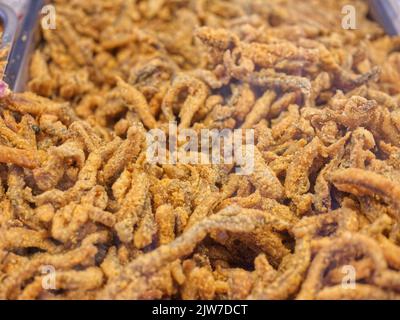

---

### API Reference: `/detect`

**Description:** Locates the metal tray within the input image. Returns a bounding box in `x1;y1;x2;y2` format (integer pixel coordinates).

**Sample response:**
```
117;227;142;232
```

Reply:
0;2;17;80
3;0;44;92
369;0;400;36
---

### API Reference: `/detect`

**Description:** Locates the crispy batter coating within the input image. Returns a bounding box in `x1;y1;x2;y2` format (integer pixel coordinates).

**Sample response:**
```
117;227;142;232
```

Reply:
297;233;399;300
0;0;400;300
331;168;400;221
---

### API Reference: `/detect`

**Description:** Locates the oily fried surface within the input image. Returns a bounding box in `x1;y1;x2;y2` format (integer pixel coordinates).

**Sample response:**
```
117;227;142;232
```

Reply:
0;0;400;300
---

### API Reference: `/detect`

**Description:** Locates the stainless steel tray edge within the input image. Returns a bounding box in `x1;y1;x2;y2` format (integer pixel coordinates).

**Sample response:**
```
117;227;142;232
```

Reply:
0;2;17;86
3;0;44;92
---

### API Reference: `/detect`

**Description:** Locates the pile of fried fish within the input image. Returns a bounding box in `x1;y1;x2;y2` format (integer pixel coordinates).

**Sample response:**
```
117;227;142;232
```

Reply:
1;0;400;299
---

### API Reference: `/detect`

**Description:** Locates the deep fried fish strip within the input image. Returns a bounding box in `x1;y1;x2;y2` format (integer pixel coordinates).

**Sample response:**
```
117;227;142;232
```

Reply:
240;41;318;69
293;208;359;251
18;267;104;300
6;92;77;125
0;227;57;252
241;90;276;129
331;168;400;221
0;232;108;299
285;137;322;214
297;233;387;300
99;206;287;299
248;69;311;99
249;239;311;300
0;146;41;169
155;204;176;245
102;126;144;183
114;169;149;243
161;74;208;129
115;78;157;129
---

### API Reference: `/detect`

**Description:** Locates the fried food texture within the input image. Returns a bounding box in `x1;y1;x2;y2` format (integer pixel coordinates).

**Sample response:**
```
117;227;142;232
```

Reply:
0;0;400;300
